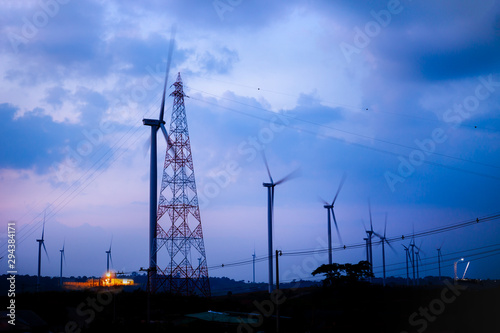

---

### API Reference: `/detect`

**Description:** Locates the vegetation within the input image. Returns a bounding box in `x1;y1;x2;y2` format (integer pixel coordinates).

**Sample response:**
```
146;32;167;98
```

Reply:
1;274;499;332
312;260;374;286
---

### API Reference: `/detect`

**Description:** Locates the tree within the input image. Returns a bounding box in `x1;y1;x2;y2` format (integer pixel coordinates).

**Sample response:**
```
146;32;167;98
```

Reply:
312;260;374;286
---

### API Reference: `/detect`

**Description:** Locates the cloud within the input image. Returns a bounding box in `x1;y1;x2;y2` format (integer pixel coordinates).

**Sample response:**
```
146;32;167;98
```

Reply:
43;86;70;109
107;33;188;76
73;87;109;126
0;103;78;171
2;1;110;81
1;0;500;281
197;47;239;75
344;0;500;82
116;0;301;32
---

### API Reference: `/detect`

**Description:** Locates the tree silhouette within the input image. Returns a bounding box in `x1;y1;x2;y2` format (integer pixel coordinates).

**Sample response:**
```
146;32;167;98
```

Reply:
312;260;373;286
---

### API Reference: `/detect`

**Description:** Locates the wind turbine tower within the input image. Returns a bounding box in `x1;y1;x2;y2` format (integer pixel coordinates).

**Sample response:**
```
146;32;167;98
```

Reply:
36;214;48;292
415;249;421;285
410;238;416;285
373;213;394;287
143;31;175;293
437;244;443;280
365;202;375;275
59;242;65;287
322;174;346;265
252;250;256;284
402;245;410;286
363;237;369;263
106;240;113;272
262;157;298;293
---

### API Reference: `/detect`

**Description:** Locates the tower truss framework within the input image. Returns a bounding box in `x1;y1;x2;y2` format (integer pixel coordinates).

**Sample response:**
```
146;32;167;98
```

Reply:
151;73;210;296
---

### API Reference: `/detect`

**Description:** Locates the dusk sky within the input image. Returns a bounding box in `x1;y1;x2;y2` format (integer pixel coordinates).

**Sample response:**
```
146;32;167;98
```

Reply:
1;0;500;284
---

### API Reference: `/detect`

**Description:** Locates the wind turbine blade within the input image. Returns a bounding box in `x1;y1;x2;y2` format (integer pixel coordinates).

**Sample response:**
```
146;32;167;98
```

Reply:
143;135;151;158
331;209;343;245
271;186;275;215
361;219;367;232
41;220;45;241
42;242;49;261
110;253;114;268
332;173;347;205
368;199;373;232
160;123;174;149
416;241;426;256
158;26;176;123
262;153;273;183
318;196;329;206
271;186;275;244
384;212;388;238
275;167;301;185
386;239;397;253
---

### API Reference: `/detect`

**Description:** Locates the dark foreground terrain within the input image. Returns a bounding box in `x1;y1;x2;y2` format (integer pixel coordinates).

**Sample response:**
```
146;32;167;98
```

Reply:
1;279;499;332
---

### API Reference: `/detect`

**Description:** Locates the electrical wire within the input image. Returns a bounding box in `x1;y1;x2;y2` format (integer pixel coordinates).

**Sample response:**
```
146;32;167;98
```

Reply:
186;85;500;170
3;73;499;280
188;94;500;182
0;89;171;254
205;212;500;273
184;74;499;133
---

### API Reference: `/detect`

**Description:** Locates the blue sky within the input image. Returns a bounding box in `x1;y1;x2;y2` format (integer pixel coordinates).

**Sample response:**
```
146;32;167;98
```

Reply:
1;0;500;283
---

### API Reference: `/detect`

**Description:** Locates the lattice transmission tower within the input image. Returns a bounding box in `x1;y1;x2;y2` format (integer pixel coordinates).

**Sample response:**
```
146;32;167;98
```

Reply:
152;73;210;296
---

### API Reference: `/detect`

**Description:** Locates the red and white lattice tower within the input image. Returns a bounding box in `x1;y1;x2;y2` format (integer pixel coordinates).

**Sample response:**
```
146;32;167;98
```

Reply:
153;73;210;296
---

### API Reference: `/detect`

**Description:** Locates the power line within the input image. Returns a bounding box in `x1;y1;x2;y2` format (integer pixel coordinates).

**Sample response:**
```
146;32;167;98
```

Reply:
184;74;499;133
188;93;500;182
206;212;500;273
5;78;498;251
186;86;500;170
376;245;500;276
0;88;171;255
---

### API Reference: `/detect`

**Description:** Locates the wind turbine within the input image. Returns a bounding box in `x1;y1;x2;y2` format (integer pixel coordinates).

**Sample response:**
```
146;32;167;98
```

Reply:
106;239;113;272
142;28;176;288
402;244;410;286
414;241;424;285
363;237;369;263
365;201;375;275
415;249;421;285
252;249;256;284
373;213;395;287
36;212;49;292
437;242;444;280
262;155;299;293
321;174;346;265
59;242;66;287
409;231;416;285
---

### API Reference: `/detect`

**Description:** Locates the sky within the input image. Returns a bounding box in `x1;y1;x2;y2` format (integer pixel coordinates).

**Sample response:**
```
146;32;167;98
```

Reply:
1;0;500;285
